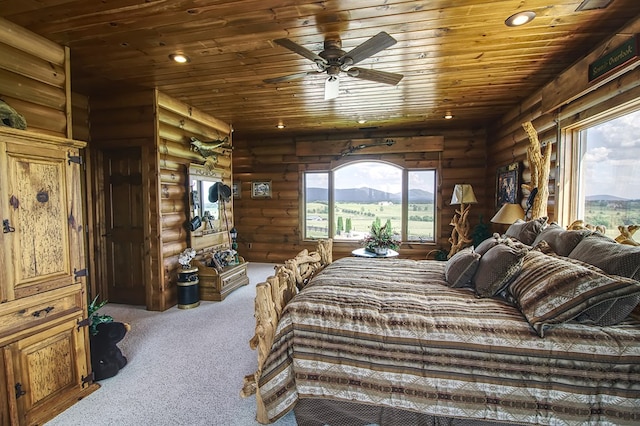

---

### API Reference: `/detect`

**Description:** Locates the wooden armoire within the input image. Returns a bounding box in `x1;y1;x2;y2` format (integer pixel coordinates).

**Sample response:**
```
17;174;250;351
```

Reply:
0;127;98;425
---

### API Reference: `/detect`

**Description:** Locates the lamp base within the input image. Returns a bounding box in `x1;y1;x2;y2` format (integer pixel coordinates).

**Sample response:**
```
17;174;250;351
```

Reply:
448;203;473;258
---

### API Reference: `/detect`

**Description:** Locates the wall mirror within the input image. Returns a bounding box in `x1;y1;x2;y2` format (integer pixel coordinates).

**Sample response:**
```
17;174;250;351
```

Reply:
188;164;225;250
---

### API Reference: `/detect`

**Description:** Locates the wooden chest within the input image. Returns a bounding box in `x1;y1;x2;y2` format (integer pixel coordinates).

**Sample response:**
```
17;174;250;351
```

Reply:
194;260;249;301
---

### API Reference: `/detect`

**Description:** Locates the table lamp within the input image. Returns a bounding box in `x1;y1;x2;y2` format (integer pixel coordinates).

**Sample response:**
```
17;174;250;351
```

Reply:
491;203;525;225
448;184;477;258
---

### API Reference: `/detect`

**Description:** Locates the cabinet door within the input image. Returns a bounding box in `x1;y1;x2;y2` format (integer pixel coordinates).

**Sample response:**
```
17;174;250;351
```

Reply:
0;348;16;425
1;141;84;301
10;316;91;426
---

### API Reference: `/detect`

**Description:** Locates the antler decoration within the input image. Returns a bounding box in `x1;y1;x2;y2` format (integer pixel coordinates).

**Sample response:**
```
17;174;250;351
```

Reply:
521;122;551;219
340;139;395;157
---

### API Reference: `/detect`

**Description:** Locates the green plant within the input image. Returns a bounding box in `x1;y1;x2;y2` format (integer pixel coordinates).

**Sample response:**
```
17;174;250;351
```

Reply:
361;219;401;252
88;295;113;336
472;215;492;247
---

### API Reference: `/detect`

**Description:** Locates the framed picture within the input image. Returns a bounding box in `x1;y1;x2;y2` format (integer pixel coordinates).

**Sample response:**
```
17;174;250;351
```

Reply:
232;182;241;199
251;181;272;199
496;162;519;208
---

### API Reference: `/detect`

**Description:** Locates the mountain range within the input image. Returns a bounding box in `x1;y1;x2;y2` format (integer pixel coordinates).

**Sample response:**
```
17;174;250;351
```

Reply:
585;194;630;201
306;187;434;203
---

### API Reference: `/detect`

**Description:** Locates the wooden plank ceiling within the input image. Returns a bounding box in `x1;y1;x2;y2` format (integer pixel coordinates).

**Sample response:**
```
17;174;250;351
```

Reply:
1;0;639;139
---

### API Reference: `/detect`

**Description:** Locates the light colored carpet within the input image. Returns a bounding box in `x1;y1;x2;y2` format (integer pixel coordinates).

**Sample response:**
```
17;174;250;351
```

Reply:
45;263;297;426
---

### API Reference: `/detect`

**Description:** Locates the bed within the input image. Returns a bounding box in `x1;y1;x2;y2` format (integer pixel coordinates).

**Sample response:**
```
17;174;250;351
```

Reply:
242;224;640;425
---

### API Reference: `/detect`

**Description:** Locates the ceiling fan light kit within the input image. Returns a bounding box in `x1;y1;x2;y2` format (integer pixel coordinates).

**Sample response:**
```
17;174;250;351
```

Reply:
265;32;403;99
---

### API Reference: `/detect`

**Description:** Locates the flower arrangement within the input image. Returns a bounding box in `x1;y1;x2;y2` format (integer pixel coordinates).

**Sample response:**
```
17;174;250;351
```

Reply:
178;248;197;269
362;219;401;254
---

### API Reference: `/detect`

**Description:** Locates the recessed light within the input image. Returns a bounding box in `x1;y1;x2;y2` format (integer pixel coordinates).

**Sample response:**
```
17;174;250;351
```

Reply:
444;112;454;120
505;11;536;27
276;124;285;129
357;119;367;124
169;53;190;63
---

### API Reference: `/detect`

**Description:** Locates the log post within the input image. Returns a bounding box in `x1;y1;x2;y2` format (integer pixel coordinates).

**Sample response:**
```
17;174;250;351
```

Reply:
522;121;552;219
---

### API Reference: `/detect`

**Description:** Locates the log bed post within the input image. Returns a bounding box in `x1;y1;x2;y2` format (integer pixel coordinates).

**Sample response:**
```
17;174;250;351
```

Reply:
241;239;333;424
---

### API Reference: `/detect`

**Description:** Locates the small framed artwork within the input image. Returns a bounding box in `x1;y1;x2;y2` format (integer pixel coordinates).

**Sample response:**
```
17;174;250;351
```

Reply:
232;182;241;199
251;181;272;199
496;162;520;208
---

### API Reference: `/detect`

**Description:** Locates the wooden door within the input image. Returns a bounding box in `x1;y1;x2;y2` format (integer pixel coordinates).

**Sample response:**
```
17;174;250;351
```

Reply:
102;148;146;305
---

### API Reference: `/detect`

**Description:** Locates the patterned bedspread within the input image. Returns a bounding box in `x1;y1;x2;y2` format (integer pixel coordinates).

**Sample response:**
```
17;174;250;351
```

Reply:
258;257;640;425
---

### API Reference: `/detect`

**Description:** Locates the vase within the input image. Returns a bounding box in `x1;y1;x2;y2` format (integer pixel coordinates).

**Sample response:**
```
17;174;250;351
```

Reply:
374;247;388;255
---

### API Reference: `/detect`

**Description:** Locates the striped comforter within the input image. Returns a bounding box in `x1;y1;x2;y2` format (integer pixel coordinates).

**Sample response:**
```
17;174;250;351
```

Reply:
258;257;640;425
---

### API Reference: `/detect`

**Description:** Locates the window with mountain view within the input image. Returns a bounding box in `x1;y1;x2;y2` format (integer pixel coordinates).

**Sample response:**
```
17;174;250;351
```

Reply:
303;161;436;243
569;106;640;237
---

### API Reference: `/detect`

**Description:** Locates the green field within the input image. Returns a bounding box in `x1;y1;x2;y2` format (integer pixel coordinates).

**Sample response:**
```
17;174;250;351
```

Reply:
584;200;640;238
305;201;435;241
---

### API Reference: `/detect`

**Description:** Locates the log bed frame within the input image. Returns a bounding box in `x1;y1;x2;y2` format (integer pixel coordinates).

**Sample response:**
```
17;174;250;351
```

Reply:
240;239;333;424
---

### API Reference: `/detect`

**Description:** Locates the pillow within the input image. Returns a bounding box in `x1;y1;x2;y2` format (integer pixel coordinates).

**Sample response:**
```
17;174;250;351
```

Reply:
532;223;592;257
568;233;640;281
508;250;640;337
505;217;547;245
532;240;637;326
473;243;528;297
574;294;640;326
445;247;481;288
474;234;500;256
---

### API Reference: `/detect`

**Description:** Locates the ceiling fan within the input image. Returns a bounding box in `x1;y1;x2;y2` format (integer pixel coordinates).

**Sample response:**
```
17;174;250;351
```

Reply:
264;32;404;100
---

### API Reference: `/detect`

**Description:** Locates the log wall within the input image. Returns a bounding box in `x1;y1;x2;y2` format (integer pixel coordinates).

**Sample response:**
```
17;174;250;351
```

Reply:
89;88;232;311
0;17;70;138
233;128;488;263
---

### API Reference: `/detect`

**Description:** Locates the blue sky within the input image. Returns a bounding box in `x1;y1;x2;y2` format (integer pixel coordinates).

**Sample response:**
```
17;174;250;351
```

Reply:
306;162;435;194
583;108;640;199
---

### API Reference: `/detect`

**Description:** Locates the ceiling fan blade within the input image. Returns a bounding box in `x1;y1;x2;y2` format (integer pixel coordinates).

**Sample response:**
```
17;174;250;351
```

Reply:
263;71;319;84
324;76;340;100
340;32;397;66
273;38;328;66
347;67;404;85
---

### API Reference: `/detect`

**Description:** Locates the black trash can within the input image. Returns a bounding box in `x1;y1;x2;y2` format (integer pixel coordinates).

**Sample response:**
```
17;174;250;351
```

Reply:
177;267;200;309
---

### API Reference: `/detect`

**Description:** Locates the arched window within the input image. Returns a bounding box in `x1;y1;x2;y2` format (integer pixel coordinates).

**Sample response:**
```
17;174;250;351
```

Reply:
303;161;436;243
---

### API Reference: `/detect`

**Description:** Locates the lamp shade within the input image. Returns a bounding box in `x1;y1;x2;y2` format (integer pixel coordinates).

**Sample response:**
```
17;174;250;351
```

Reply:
491;203;525;224
450;184;477;205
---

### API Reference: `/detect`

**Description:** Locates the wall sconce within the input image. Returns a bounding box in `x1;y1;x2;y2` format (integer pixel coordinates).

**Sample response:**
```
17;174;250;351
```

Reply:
448;184;477;258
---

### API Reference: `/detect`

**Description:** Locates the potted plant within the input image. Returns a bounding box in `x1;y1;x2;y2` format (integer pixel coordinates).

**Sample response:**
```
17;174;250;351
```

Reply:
88;295;113;336
362;219;401;255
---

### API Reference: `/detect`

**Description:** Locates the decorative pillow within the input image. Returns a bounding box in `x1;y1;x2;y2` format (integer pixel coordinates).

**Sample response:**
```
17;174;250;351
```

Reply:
568;233;640;281
532;240;636;326
474;233;500;256
505;217;547;245
508;250;640;337
574;294;640;326
445;247;481;288
532;223;592;257
473;243;528;297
